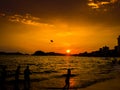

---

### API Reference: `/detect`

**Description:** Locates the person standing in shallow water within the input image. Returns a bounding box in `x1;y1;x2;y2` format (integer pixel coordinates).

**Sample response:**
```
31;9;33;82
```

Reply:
63;69;71;90
14;65;21;90
24;66;31;90
15;66;21;82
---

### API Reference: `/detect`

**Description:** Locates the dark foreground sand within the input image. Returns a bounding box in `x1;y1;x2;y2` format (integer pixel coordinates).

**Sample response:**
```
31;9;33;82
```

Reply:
80;76;120;90
1;76;120;90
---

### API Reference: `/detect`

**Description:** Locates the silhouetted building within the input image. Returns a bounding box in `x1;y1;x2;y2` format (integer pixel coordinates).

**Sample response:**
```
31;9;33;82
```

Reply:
78;35;120;57
101;46;109;56
117;35;120;56
117;35;120;46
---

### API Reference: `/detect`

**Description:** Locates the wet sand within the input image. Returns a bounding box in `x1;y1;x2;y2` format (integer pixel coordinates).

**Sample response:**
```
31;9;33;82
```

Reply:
80;76;120;90
1;78;119;90
1;76;120;90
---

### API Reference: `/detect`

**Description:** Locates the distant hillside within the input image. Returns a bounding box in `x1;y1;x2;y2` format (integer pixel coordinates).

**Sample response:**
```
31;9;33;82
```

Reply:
32;50;65;56
0;51;25;55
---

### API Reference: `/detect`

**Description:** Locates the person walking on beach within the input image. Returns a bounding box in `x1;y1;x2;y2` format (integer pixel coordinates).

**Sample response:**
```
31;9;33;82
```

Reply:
24;65;31;89
63;69;71;90
14;65;21;90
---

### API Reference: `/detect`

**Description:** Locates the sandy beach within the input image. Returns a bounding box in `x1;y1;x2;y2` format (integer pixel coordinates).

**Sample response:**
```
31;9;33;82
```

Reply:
80;76;120;90
0;76;120;90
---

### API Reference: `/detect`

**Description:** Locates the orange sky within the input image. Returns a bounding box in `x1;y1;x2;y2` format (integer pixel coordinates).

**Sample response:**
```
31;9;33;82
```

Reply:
0;0;120;54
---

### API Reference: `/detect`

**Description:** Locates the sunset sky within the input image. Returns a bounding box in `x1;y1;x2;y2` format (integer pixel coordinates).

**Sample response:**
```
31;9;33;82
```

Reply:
0;0;120;54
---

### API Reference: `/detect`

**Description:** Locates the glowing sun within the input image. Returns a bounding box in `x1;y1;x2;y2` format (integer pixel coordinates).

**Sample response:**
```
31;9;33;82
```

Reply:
66;49;71;54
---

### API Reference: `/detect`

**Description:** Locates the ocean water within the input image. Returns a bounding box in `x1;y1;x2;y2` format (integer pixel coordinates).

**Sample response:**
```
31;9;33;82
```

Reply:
0;55;120;89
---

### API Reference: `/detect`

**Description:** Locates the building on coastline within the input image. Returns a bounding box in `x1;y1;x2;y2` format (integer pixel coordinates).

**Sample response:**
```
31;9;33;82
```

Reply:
113;35;120;56
117;35;120;55
79;35;120;57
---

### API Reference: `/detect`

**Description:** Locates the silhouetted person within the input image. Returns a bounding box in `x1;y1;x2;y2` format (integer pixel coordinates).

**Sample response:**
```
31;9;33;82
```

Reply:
0;66;7;90
14;66;21;90
112;58;117;64
118;60;120;64
24;66;31;90
63;69;71;90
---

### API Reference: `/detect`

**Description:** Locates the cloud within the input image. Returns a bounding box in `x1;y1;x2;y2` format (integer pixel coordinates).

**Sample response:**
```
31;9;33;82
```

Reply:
88;0;119;9
0;13;55;28
8;14;40;26
0;0;119;27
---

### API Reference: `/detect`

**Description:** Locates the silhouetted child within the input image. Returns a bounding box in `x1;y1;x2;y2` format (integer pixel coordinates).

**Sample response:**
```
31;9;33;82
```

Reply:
14;65;21;90
63;69;71;90
0;66;7;90
24;66;31;89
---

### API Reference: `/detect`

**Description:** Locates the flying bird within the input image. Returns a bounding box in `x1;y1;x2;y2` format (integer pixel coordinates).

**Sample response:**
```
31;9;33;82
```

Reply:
50;40;53;43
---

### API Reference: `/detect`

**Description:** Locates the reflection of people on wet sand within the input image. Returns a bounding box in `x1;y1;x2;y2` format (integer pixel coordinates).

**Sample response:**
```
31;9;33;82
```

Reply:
24;66;31;90
63;69;71;90
14;65;21;90
0;66;7;90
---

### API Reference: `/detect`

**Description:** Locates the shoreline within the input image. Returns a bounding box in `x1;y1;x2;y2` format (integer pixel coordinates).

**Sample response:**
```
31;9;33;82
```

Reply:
1;76;120;90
